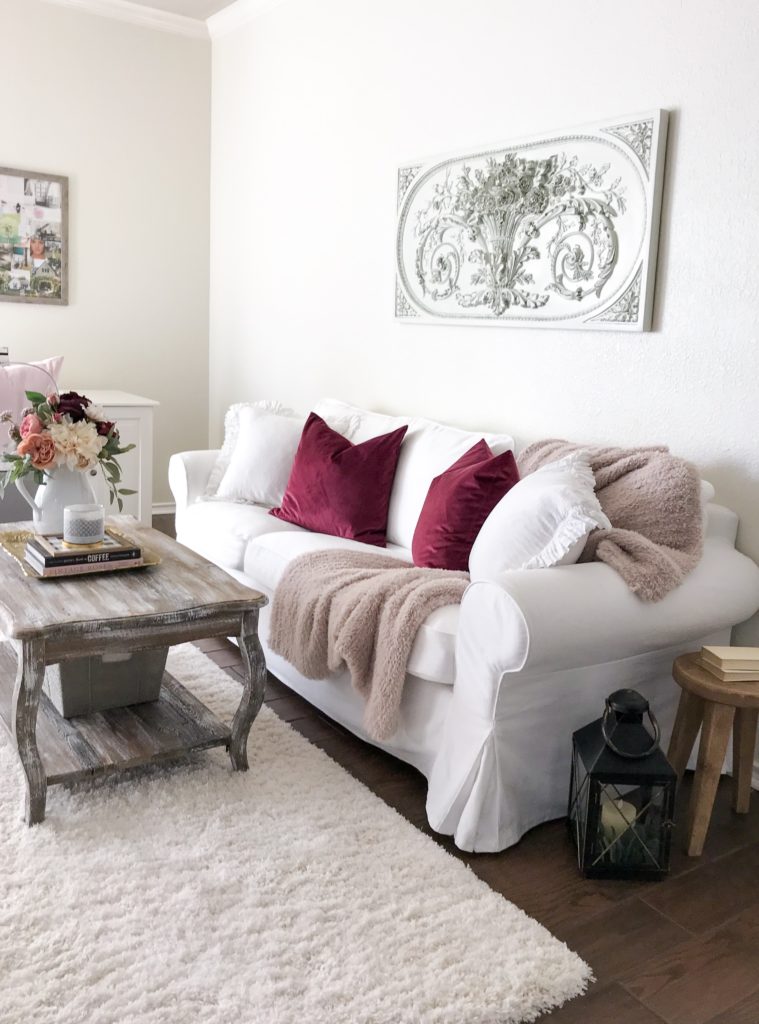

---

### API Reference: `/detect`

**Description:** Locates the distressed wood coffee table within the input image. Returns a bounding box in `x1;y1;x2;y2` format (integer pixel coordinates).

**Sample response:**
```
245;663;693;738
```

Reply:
0;516;267;825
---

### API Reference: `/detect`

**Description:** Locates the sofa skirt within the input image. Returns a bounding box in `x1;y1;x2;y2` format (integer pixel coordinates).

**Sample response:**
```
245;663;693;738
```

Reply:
255;600;729;852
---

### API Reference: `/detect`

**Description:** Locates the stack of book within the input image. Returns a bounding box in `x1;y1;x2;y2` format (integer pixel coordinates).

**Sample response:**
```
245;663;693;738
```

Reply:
25;531;143;579
700;646;759;683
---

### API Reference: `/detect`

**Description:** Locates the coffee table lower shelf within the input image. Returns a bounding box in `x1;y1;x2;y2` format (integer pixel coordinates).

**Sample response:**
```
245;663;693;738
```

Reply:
0;643;231;787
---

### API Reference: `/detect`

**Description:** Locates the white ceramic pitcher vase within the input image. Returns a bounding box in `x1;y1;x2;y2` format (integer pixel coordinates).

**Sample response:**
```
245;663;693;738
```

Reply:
16;467;98;535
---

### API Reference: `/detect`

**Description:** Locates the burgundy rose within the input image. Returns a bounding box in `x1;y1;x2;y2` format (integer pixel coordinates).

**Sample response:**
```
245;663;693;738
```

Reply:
56;391;92;423
97;421;116;437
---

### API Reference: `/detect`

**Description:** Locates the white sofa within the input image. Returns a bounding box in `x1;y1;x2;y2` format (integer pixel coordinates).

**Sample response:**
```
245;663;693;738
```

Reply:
169;401;759;852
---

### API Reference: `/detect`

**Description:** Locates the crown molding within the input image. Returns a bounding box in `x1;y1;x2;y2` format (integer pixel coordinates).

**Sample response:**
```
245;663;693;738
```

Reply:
207;0;288;38
41;0;210;39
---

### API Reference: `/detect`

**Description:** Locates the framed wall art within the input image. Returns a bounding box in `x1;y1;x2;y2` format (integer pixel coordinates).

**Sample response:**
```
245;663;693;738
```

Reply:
0;167;68;305
395;110;668;332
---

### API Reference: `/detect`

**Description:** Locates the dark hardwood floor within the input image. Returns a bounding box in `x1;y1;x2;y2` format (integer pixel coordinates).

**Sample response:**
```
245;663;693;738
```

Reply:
155;514;759;1024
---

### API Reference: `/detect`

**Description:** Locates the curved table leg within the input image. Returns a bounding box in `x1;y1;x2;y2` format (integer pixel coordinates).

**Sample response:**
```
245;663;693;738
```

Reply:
229;609;266;771
11;638;47;825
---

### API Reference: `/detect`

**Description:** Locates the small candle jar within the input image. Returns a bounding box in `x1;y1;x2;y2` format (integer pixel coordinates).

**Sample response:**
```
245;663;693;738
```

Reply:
63;503;105;545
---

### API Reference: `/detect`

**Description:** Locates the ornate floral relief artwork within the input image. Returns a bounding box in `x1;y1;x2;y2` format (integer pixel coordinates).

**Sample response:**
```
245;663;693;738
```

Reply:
395;111;667;331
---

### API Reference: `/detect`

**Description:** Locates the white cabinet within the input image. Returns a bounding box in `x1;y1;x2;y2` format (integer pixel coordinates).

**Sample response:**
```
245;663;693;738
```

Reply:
82;391;159;525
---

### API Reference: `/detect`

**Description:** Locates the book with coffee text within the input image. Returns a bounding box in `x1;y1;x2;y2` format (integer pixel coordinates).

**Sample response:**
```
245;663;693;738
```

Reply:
27;531;141;568
24;550;143;579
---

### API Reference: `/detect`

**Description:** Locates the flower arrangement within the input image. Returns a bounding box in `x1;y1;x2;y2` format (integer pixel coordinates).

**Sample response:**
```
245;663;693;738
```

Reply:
0;390;136;510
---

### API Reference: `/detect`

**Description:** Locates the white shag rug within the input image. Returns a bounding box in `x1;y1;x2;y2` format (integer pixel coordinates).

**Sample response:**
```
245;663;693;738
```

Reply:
0;644;591;1024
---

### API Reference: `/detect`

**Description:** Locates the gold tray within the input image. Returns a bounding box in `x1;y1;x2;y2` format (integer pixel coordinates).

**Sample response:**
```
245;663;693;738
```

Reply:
0;528;161;580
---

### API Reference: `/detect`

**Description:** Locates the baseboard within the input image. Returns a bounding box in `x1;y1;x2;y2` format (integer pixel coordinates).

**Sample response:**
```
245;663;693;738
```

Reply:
152;502;176;517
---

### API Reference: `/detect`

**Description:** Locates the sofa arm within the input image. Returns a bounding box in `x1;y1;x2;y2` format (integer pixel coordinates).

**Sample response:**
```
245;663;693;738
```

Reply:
426;538;759;852
168;450;220;519
461;537;759;681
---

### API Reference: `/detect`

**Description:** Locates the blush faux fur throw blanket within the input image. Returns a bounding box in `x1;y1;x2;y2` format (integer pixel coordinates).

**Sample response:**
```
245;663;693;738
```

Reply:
268;550;468;741
518;440;704;601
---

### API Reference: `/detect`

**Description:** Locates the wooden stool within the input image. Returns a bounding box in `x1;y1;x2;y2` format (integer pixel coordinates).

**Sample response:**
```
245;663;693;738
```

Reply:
668;653;759;857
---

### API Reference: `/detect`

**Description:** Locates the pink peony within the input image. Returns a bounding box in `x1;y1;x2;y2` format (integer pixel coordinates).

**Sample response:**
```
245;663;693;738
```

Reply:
47;393;59;408
19;414;43;439
17;432;57;470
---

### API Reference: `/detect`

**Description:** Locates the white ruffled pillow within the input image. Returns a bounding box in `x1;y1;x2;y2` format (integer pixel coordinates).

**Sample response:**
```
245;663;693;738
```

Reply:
205;400;358;505
468;452;611;580
205;401;297;498
215;405;306;507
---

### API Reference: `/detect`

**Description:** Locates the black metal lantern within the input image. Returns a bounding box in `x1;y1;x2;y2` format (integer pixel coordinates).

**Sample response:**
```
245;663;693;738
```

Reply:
568;689;677;880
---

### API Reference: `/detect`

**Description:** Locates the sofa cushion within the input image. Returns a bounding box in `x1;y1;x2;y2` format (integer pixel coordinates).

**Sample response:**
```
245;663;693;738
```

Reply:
244;531;459;686
271;413;407;546
205;400;298;497
314;398;515;550
413;442;520;570
469;451;611;579
216;404;306;506
0;356;64;433
205;400;358;498
178;499;305;572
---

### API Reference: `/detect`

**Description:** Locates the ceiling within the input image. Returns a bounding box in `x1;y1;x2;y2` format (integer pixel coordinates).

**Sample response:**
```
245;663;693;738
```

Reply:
126;0;236;18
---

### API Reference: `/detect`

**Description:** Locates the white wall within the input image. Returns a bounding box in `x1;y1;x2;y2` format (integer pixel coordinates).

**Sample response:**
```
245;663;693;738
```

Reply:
210;0;759;640
2;0;210;505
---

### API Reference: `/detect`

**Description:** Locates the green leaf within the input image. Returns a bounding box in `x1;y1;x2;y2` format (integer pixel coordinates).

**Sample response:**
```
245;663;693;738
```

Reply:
118;488;137;496
108;443;135;457
117;497;124;513
24;390;46;405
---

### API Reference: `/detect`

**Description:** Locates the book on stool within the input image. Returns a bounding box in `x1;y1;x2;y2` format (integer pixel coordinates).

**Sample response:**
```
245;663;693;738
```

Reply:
700;645;759;683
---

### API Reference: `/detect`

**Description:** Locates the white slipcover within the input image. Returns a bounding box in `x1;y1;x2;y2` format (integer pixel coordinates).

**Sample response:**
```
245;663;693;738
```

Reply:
169;429;759;852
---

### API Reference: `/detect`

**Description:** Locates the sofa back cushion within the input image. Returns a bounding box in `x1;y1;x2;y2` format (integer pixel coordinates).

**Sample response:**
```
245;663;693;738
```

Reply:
270;412;408;546
412;441;520;571
314;399;515;550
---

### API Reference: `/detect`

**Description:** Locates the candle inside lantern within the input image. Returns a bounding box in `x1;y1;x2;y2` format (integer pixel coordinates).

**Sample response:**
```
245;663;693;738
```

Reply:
601;796;637;845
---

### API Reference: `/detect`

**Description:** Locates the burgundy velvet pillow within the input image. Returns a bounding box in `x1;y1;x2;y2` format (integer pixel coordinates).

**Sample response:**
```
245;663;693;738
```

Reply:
270;412;408;546
412;440;520;570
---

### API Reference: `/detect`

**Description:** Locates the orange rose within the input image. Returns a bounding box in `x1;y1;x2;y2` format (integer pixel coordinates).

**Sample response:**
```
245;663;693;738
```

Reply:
17;432;57;471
